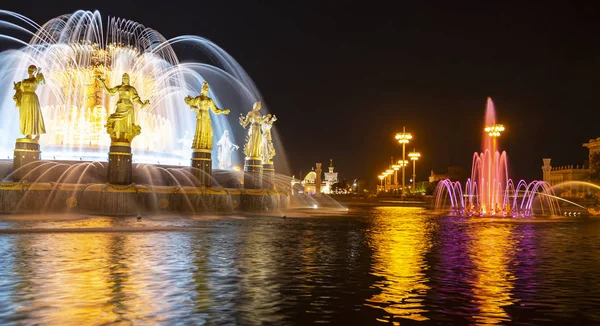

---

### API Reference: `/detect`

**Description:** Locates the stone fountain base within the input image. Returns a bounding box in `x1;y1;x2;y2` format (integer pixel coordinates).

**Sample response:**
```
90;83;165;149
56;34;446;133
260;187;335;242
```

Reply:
0;182;289;216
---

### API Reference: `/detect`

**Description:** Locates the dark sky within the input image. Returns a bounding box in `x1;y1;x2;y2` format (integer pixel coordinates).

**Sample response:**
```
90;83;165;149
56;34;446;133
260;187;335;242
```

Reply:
2;1;599;184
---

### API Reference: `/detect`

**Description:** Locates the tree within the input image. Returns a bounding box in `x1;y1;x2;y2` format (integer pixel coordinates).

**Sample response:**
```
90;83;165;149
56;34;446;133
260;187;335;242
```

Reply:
331;179;349;193
426;180;439;195
331;182;343;192
446;166;469;184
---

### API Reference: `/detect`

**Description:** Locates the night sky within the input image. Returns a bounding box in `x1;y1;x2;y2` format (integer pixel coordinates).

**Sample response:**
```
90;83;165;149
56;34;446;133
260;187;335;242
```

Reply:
2;1;599;185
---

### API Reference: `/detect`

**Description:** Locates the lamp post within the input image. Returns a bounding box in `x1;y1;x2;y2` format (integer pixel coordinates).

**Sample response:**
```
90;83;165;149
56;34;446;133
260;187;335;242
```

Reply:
385;169;394;191
395;127;412;198
484;124;504;155
408;149;420;194
383;170;392;192
484;124;504;211
392;164;400;193
389;157;398;186
378;175;384;193
397;159;408;194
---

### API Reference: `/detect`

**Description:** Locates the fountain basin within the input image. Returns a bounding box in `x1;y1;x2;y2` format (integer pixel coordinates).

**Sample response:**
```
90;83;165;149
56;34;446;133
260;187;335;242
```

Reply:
0;182;289;215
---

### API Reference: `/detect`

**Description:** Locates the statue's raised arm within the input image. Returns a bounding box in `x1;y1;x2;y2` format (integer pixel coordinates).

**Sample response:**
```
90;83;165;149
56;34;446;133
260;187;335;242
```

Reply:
209;98;230;115
95;75;119;95
240;101;263;159
184;95;197;109
35;68;45;86
12;82;22;109
187;82;229;150
132;86;150;108
102;73;146;143
239;112;250;128
260;112;277;163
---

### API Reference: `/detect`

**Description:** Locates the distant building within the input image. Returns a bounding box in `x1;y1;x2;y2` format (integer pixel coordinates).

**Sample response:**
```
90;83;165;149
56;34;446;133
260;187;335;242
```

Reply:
299;160;339;195
323;159;339;193
429;170;448;183
290;175;301;195
428;166;468;183
541;159;588;187
541;137;600;197
583;137;600;164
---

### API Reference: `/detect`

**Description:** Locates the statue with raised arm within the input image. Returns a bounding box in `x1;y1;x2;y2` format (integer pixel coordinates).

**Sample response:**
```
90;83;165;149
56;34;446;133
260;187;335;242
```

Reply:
217;130;239;169
239;101;264;160
260;113;277;164
96;73;149;143
184;82;230;151
13;65;46;139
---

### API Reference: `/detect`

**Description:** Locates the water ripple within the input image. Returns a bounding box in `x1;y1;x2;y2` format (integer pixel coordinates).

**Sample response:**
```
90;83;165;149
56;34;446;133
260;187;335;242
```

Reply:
0;209;599;324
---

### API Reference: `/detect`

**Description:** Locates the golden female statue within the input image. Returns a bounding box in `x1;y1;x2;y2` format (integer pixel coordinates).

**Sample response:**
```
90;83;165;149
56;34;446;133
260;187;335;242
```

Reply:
261;113;277;163
13;65;46;139
184;82;230;150
239;101;264;160
96;73;149;143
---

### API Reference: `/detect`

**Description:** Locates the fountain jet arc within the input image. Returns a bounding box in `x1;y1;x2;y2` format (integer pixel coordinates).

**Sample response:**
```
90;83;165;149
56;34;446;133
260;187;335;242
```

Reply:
434;98;560;217
0;10;289;174
0;10;296;214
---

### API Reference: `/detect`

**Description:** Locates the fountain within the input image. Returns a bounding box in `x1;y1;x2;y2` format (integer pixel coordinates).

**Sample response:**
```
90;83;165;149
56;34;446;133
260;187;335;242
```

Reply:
0;10;291;215
434;98;560;217
216;130;239;170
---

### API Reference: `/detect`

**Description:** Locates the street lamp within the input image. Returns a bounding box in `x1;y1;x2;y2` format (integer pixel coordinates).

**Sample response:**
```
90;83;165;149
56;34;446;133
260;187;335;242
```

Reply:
484;123;504;210
484;124;504;155
484;124;504;137
397;160;408;166
392;164;400;191
378;175;385;193
385;169;394;189
397;160;408;194
395;127;412;198
408;149;420;194
382;170;392;192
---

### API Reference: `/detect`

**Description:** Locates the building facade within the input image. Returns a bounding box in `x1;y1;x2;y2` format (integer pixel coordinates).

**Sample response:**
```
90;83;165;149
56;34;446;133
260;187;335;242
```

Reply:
323;159;339;192
297;160;339;195
542;137;600;197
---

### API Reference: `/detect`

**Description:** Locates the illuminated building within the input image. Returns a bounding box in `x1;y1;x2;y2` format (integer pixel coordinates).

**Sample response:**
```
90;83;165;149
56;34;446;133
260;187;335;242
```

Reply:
323;159;339;193
541;137;600;197
301;160;340;195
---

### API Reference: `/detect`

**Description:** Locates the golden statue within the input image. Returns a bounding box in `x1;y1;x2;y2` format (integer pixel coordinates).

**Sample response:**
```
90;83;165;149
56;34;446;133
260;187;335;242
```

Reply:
96;73;149;143
13;65;46;139
239;101;264;160
184;82;230;150
261;113;277;163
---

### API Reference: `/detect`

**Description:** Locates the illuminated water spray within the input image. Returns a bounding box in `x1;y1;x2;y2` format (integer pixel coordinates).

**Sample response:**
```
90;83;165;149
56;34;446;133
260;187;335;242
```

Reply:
0;10;281;169
435;98;560;217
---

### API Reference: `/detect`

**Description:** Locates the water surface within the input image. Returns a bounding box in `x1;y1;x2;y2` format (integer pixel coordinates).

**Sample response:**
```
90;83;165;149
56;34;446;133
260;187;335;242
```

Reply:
1;207;599;325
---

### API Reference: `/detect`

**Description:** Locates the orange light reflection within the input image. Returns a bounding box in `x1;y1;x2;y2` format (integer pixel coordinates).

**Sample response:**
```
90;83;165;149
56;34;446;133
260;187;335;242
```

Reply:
467;223;517;324
365;207;434;322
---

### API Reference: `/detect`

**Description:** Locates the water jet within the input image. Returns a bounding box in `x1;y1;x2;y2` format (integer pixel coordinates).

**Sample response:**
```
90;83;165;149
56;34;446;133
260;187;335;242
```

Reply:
0;10;292;215
434;98;560;217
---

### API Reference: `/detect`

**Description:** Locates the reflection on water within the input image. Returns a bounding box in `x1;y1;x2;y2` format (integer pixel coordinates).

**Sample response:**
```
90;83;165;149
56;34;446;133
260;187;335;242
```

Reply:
1;209;600;324
365;207;434;322
467;223;516;324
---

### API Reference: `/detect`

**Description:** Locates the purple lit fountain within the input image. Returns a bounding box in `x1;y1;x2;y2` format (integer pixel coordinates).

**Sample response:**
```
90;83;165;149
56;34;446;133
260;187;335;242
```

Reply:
434;98;560;217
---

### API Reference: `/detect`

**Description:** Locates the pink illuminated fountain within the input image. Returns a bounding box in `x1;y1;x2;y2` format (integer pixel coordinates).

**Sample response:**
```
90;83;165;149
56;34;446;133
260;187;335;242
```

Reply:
435;98;560;217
